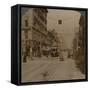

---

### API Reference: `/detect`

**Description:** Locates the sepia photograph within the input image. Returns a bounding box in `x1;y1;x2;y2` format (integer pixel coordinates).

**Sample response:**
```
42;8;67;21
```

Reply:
21;6;87;83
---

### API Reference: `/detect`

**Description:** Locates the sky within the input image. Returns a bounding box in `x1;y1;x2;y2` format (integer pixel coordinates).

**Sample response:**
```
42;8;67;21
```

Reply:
47;9;81;49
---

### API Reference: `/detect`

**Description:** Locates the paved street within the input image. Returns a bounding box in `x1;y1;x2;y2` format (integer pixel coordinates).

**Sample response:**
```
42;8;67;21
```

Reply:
21;55;85;82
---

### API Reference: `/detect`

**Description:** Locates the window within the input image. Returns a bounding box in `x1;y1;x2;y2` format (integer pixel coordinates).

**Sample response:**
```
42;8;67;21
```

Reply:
25;20;28;26
58;20;62;24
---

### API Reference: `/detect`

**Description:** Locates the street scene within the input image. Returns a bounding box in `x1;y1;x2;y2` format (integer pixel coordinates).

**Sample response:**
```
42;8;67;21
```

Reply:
21;8;86;82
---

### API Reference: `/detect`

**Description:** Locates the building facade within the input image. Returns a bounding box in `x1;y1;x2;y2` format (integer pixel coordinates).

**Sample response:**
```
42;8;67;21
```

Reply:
73;13;85;74
21;8;48;62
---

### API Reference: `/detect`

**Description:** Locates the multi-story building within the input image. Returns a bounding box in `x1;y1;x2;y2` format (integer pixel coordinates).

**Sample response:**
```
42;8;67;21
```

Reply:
72;12;85;74
77;14;85;74
21;8;48;62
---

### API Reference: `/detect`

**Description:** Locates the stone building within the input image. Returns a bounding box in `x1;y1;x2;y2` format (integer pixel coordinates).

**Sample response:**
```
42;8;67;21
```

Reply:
77;14;85;74
72;12;85;74
21;8;48;62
